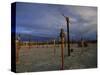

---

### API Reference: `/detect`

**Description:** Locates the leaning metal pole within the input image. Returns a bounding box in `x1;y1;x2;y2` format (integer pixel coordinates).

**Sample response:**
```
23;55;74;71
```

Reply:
65;17;70;56
61;14;70;56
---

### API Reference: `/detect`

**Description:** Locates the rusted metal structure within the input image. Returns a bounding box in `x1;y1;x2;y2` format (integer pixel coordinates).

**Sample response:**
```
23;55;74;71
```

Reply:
60;28;65;70
16;35;21;64
61;14;71;56
28;39;31;49
65;17;71;56
53;39;56;56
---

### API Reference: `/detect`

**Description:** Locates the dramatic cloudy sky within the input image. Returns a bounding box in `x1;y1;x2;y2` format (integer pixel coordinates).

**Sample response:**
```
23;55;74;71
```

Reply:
16;2;97;41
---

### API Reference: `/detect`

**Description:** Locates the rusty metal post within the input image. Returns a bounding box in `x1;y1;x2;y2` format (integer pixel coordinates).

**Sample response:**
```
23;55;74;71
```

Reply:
60;28;65;70
37;41;38;48
29;39;30;49
16;35;20;64
47;41;48;48
61;14;70;56
65;17;70;56
53;39;56;56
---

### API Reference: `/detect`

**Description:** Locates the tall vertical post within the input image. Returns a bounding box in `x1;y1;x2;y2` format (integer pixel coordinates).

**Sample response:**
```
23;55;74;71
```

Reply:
60;28;65;70
16;35;20;64
47;41;48;48
53;39;56;56
61;14;70;56
37;41;38;48
29;39;30;49
65;17;70;56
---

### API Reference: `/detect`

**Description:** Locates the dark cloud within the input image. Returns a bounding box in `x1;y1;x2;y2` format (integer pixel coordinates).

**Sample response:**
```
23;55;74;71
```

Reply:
16;2;97;41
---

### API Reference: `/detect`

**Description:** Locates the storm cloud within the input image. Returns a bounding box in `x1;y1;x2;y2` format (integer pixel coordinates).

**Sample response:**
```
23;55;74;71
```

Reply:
16;2;97;41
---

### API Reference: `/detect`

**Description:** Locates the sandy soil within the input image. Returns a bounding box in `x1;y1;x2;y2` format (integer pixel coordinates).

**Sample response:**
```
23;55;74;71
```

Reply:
16;43;97;72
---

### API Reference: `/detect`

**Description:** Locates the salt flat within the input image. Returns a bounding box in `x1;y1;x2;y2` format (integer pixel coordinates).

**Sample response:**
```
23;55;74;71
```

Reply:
16;43;97;72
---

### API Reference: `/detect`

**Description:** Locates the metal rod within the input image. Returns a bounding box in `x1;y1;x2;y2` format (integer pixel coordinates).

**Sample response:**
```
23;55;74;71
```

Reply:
29;39;30;49
60;28;65;70
53;40;56;56
16;35;20;64
61;37;64;70
61;14;70;56
66;17;70;56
